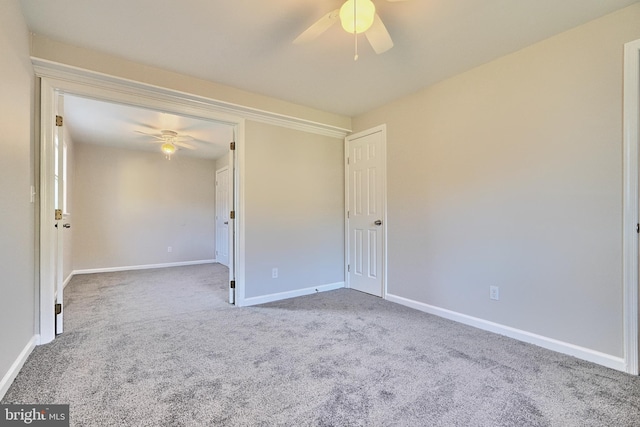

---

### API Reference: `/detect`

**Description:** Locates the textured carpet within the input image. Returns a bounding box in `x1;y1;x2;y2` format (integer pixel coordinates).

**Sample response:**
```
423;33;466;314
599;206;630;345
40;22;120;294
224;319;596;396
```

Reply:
3;264;640;426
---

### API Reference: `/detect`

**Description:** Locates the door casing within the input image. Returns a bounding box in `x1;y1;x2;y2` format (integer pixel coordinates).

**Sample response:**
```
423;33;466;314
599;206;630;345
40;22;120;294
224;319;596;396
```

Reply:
622;38;640;375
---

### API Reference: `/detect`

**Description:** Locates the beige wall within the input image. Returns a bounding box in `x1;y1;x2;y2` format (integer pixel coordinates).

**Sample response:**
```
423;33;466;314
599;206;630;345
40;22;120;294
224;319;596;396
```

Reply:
352;4;640;357
73;143;216;270
244;121;344;298
0;0;35;390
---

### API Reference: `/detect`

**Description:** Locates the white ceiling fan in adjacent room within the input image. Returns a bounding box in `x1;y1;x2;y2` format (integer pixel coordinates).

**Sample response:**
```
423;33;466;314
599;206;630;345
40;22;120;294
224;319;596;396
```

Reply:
294;0;411;60
135;129;199;159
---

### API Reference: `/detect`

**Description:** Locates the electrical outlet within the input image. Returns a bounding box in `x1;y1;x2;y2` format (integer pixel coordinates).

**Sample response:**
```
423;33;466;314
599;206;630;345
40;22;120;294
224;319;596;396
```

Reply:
272;268;278;279
167;246;172;253
490;286;499;301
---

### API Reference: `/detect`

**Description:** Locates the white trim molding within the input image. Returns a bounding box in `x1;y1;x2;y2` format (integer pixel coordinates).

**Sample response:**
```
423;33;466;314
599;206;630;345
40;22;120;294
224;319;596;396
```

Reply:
63;273;74;289
31;58;351;139
623;38;640;376
38;78;58;344
387;293;626;372
0;336;38;401
72;260;216;276
242;282;345;307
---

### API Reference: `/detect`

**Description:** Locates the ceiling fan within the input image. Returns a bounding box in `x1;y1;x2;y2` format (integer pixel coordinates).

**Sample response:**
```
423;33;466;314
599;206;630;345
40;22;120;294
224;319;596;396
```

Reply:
135;129;197;158
294;0;411;59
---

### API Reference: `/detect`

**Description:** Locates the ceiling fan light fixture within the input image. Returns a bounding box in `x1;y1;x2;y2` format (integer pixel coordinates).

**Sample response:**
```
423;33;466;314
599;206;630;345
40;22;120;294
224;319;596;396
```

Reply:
340;0;375;34
161;142;176;157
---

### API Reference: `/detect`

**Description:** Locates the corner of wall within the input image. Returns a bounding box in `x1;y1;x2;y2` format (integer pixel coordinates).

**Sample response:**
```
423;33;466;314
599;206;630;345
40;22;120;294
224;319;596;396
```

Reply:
0;336;38;401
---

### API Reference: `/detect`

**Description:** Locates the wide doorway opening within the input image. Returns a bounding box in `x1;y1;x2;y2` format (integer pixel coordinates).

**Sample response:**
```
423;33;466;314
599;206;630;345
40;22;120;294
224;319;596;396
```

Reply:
38;74;244;343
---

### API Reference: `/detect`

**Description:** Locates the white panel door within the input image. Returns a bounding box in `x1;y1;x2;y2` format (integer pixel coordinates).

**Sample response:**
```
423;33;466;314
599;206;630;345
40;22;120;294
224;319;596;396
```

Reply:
215;167;230;267
347;127;385;297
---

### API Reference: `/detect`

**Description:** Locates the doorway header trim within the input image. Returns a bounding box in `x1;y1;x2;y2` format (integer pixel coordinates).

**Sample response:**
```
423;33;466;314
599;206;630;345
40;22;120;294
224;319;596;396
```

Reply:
32;58;351;139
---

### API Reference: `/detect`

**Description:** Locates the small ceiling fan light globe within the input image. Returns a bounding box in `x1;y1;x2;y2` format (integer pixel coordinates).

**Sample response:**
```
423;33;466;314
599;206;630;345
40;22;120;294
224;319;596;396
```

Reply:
161;142;176;155
340;0;375;34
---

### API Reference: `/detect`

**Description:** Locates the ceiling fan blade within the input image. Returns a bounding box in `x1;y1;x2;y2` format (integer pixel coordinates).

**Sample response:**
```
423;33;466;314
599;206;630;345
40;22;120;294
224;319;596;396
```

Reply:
293;9;340;44
365;14;394;54
135;130;164;140
127;121;157;130
175;142;195;150
173;135;194;142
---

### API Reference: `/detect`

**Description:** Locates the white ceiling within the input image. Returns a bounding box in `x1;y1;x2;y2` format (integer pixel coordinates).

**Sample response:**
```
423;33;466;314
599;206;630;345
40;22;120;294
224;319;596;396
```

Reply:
20;0;638;118
23;0;637;161
64;95;233;160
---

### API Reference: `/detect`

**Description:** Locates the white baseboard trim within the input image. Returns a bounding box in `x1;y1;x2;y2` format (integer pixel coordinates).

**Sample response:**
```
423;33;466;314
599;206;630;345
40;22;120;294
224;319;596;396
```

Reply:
63;273;73;289
386;293;626;372
0;335;38;401
73;259;216;275
242;282;345;307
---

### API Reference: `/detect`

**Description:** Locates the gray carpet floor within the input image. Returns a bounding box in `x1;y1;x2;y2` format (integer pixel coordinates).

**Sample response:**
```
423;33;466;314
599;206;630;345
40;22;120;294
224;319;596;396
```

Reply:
3;263;640;426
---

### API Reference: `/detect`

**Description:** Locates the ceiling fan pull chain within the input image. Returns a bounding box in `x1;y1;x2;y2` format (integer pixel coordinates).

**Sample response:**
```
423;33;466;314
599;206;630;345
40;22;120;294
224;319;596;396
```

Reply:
353;0;358;60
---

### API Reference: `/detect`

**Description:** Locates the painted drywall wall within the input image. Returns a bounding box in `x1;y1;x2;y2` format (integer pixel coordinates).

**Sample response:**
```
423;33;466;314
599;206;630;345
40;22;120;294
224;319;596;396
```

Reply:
72;143;216;270
352;4;640;358
244;121;344;299
30;35;351;132
0;0;35;394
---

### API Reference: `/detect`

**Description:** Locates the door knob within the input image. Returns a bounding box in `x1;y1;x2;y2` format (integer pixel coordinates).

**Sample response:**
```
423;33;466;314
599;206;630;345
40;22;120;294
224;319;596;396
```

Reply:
224;221;229;225
374;220;382;226
63;223;71;229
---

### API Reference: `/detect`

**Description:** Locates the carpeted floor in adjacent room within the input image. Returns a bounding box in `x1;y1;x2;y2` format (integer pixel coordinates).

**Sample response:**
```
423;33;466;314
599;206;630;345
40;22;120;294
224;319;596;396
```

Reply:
3;263;640;426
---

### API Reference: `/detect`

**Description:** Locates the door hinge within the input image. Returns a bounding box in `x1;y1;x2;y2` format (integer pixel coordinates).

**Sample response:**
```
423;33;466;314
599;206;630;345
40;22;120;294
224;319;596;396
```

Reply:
230;210;235;219
230;141;236;151
637;223;639;234
55;303;62;315
347;210;350;219
348;264;350;272
55;115;63;126
55;209;62;220
347;157;350;165
230;280;236;289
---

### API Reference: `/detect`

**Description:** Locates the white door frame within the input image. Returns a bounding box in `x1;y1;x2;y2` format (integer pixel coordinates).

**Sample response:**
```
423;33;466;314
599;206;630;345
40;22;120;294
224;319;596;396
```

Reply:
344;124;388;297
215;165;231;268
623;38;640;375
35;63;246;343
54;94;65;335
39;78;59;344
